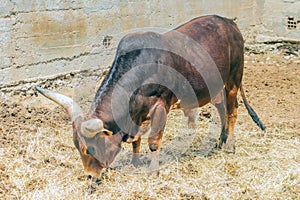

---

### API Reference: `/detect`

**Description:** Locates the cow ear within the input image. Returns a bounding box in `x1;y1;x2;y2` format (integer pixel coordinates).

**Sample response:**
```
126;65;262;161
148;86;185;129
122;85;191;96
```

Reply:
98;128;113;137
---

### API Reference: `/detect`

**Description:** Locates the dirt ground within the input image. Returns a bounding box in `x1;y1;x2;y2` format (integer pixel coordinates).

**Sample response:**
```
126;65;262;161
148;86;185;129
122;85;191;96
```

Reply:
0;46;299;199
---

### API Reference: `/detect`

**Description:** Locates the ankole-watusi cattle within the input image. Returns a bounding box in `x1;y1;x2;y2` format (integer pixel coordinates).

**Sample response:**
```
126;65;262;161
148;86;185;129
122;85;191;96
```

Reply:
36;15;265;178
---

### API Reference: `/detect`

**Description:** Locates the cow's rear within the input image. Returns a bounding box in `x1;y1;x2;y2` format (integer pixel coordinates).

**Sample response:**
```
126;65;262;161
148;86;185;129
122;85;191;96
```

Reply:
168;15;263;152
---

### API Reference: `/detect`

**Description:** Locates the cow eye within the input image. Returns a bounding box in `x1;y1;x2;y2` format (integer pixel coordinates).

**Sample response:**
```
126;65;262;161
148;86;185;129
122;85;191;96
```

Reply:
86;146;95;156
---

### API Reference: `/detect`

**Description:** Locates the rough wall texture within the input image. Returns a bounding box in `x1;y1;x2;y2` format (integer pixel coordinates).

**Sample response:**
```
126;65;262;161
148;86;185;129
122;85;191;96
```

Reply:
0;0;299;87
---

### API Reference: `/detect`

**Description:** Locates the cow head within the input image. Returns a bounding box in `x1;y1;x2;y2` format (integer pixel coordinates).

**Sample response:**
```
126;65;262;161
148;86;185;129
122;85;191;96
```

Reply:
36;86;123;178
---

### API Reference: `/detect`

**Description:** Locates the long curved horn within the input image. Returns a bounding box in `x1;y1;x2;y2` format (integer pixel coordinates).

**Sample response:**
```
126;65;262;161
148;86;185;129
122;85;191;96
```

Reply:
36;86;83;121
81;118;113;138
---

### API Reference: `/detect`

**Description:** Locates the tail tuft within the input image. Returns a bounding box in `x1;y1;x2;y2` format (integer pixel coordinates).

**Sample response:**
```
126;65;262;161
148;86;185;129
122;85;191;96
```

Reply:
243;101;266;131
240;84;266;132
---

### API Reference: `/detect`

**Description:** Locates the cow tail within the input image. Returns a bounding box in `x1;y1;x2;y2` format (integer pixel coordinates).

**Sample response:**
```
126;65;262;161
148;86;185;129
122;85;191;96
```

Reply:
240;84;266;131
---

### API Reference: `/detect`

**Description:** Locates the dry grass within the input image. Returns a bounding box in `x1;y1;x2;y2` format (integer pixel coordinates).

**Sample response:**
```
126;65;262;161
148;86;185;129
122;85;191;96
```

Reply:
1;52;299;199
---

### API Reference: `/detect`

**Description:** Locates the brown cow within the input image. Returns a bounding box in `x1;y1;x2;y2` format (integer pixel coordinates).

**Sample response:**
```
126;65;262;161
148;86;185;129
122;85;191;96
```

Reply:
36;15;265;179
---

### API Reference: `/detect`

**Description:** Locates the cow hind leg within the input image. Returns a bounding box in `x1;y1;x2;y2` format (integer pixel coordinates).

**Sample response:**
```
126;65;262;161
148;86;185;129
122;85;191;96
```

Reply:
221;85;239;153
213;90;228;149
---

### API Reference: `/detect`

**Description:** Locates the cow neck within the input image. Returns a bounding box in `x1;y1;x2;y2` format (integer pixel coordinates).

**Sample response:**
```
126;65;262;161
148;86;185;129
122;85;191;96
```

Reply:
89;58;119;121
89;50;143;131
88;92;114;130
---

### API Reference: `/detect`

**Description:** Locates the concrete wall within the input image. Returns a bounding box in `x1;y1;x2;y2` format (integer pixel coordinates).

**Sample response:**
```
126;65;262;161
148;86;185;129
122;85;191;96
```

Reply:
256;0;300;42
0;0;299;88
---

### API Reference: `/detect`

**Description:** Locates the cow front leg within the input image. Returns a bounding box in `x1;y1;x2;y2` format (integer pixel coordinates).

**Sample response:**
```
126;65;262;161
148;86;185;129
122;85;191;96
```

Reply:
212;90;229;149
148;102;167;175
132;137;142;167
148;130;163;176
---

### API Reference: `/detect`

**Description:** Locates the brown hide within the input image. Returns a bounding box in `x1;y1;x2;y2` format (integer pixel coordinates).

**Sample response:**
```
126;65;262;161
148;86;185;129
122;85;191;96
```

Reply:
37;15;265;178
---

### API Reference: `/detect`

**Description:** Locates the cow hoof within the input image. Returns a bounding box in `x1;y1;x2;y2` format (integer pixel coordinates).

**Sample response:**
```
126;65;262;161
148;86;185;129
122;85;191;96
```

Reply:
132;157;142;168
218;139;226;149
222;143;235;154
148;170;160;177
148;159;159;176
188;122;197;129
217;140;222;149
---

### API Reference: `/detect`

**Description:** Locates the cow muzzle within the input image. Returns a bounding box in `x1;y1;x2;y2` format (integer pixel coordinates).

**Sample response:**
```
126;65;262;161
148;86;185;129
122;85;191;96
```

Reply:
84;169;103;179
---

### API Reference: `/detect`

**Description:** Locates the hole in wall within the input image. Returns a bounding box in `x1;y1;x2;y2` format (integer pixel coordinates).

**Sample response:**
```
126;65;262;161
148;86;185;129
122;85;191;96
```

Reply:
102;35;113;48
286;16;298;30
